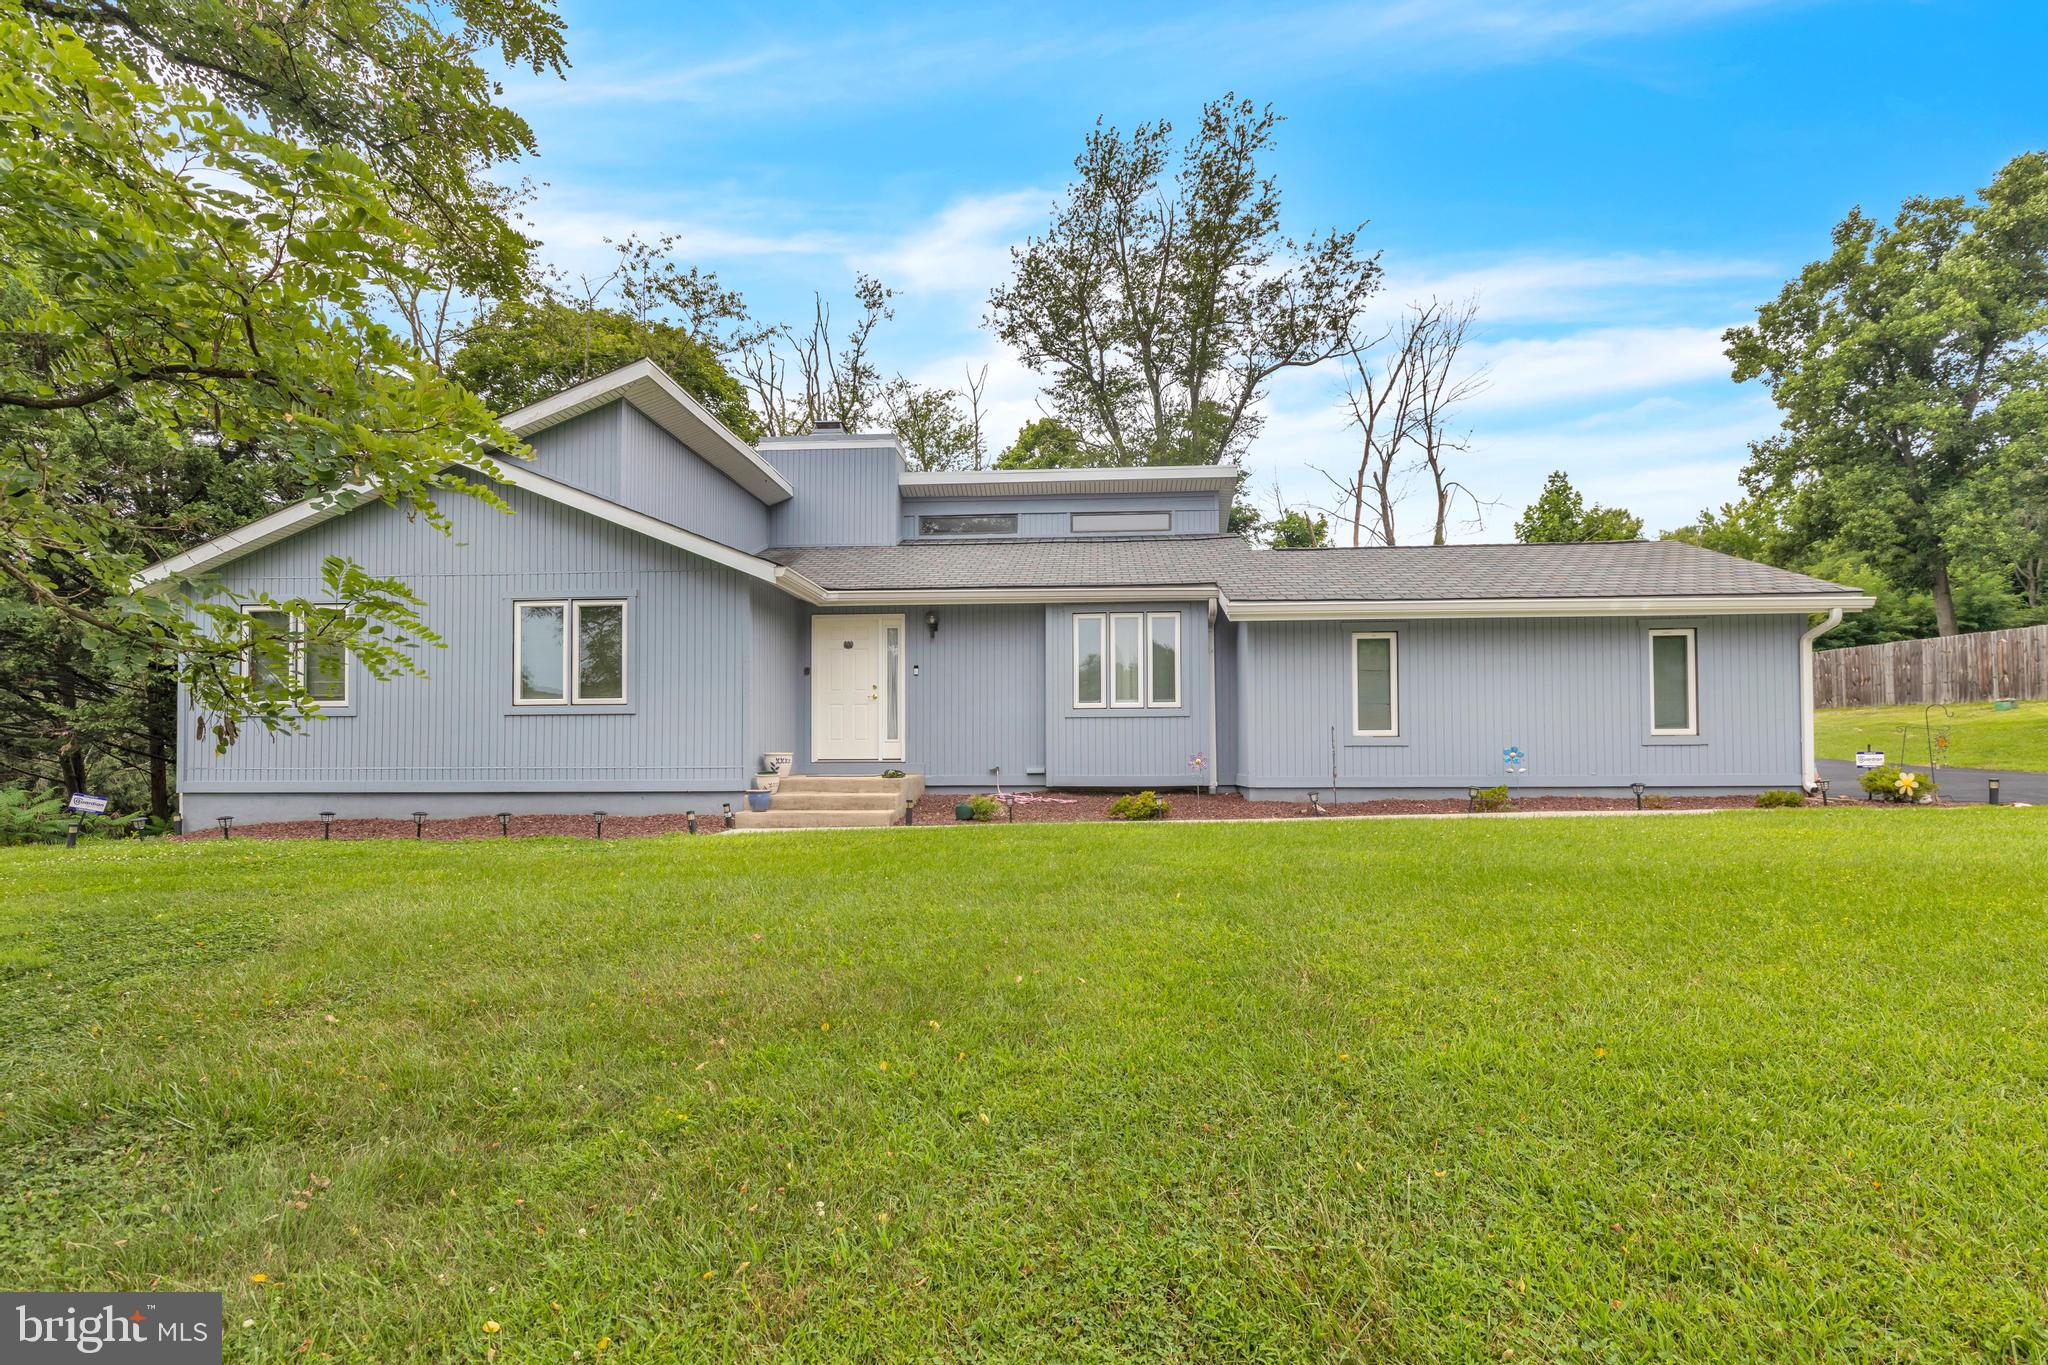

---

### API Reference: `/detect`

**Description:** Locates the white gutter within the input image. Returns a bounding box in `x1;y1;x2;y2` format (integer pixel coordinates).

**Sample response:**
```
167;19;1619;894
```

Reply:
1219;592;1877;621
1799;606;1845;791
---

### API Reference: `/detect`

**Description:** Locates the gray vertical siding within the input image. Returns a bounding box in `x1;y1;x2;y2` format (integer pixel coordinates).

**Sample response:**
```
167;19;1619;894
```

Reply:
1043;602;1214;788
745;582;804;770
618;404;770;552
178;487;759;815
521;404;623;501
1212;614;1239;787
1235;613;1806;795
761;447;901;546
792;605;1046;787
899;493;1221;539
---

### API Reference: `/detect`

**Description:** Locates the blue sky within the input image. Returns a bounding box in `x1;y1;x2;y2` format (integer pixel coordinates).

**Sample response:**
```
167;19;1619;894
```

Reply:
493;0;2046;541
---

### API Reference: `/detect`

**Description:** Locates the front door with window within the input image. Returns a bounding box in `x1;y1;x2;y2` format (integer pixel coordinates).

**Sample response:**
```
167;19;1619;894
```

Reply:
810;615;905;762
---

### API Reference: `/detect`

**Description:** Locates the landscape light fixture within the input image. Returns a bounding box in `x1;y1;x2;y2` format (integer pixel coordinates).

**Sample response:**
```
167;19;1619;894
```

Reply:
1815;779;1830;806
925;610;939;639
319;811;336;840
593;811;607;840
686;809;698;835
903;797;915;826
216;815;233;840
1989;778;2001;805
1631;781;1646;811
1308;791;1324;816
1467;787;1479;813
412;811;428;839
722;802;735;830
65;820;80;850
498;812;512;837
128;815;148;839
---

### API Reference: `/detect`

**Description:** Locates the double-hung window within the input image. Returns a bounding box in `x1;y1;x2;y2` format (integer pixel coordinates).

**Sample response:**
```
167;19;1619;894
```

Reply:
516;599;627;706
243;605;350;706
1074;611;1180;709
1648;628;1697;735
1350;632;1398;737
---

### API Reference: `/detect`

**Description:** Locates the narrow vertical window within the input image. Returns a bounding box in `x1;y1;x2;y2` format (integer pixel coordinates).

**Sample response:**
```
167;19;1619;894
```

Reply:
573;601;627;704
1649;628;1697;735
1109;613;1143;707
1147;612;1180;708
515;602;567;703
300;606;350;705
1074;614;1105;708
244;609;292;697
884;623;902;743
1351;632;1398;737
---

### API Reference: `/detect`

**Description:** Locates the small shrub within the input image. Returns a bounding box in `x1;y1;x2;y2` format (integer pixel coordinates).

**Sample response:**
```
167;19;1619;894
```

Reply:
1469;784;1513;814
0;787;70;845
1859;765;1939;803
1755;789;1806;809
1107;790;1170;821
958;793;1002;822
881;769;907;779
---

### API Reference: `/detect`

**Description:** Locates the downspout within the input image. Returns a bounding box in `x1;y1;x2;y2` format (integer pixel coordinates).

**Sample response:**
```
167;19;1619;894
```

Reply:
1206;599;1219;793
1799;608;1844;791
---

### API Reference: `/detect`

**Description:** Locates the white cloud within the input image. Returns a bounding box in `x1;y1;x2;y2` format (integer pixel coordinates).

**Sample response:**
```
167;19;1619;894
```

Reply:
1462;325;1736;410
859;190;1049;297
1376;252;1773;325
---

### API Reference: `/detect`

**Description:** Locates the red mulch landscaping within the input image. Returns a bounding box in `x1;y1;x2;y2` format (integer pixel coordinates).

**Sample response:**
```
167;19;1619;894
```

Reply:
171;789;1883;841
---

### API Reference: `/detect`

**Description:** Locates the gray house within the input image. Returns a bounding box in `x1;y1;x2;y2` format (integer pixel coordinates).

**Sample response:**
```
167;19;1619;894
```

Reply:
146;361;1873;828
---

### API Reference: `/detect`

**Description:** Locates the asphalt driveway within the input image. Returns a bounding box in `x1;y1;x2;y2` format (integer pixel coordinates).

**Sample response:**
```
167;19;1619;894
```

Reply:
1815;759;2047;805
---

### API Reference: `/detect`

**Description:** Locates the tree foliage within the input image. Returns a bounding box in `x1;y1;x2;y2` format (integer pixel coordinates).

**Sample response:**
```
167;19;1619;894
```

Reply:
1514;472;1644;543
987;95;1380;468
996;417;1088;470
1726;151;2048;636
0;5;538;783
1264;508;1330;549
880;381;974;472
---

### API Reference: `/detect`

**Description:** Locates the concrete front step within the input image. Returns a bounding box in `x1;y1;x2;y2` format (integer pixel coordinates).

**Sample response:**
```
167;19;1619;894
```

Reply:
768;791;902;812
733;806;900;830
776;774;925;800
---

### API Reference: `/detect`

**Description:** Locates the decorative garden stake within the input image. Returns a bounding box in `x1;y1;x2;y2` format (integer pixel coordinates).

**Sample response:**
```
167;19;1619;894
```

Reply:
1308;791;1324;816
217;815;233;840
498;812;512;837
320;811;336;840
412;811;427;839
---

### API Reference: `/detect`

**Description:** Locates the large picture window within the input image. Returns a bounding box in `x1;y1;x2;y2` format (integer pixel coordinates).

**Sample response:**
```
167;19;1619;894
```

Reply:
1649;628;1697;735
243;605;350;706
516;599;628;706
1074;611;1181;710
1350;632;1398;737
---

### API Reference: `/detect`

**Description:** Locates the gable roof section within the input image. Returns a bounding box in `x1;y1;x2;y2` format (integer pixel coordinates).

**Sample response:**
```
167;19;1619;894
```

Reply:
136;464;781;590
502;359;792;504
766;536;1875;615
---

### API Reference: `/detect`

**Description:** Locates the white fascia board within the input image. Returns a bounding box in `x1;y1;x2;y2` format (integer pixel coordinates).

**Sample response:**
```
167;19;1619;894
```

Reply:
501;359;794;504
492;465;780;584
1218;592;1879;620
133;486;371;589
898;465;1239;498
771;573;1218;608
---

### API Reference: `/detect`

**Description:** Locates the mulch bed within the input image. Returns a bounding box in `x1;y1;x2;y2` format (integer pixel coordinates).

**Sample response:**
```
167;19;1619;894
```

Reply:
171;790;1887;841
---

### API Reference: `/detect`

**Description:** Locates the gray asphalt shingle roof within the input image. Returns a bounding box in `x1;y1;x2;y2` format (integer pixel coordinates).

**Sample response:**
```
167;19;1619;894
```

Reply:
766;535;1861;601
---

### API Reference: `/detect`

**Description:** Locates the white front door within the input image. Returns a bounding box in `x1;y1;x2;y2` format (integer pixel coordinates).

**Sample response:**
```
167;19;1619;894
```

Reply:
811;615;905;762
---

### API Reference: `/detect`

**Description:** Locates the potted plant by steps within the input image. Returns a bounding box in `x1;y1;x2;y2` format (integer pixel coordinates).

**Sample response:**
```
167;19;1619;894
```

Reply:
755;768;781;794
746;784;774;813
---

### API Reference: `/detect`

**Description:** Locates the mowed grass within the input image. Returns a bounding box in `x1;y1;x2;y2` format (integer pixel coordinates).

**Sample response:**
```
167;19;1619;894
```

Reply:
4;812;2047;1362
1817;700;2048;772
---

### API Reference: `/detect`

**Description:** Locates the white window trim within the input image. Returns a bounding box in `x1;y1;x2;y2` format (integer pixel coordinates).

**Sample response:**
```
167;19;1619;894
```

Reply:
1108;612;1145;708
570;599;629;706
1648;627;1699;736
1072;510;1171;534
241;604;350;708
1146;611;1181;708
1350;631;1400;738
512;599;569;706
1073;612;1107;709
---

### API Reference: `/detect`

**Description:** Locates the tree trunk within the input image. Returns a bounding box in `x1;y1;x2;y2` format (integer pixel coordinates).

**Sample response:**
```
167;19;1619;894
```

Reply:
147;667;175;823
1929;551;1960;637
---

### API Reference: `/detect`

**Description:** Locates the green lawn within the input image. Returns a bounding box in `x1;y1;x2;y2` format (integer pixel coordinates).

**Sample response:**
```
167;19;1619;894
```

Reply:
5;813;2047;1360
1816;699;2048;772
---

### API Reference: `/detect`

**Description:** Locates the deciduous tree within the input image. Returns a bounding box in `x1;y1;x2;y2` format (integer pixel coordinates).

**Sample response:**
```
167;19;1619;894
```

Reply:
1515;472;1644;543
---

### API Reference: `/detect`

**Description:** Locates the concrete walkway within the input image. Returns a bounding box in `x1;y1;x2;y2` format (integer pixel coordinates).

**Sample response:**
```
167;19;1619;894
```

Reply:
1816;759;2047;805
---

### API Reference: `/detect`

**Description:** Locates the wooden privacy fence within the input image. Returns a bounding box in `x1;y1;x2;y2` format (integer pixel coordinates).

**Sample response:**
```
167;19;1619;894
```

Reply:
1815;625;2048;708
